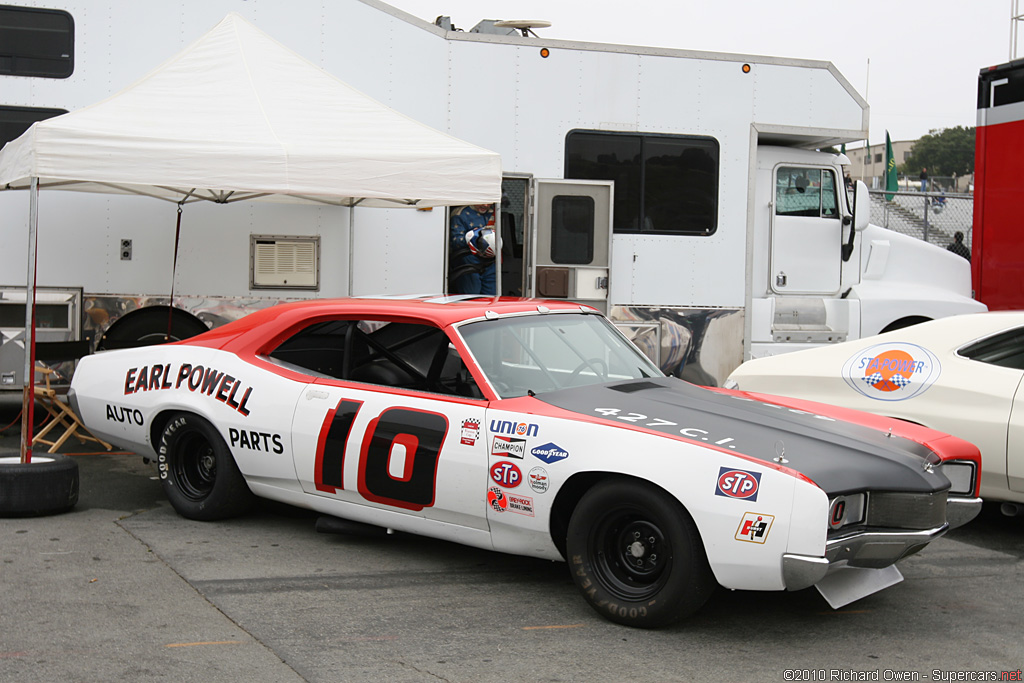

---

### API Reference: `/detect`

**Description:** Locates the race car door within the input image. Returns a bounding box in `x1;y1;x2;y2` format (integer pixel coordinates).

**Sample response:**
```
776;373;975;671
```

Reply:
282;318;490;532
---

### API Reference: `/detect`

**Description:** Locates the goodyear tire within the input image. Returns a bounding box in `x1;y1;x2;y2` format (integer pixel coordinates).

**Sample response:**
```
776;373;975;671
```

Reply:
157;412;254;520
0;455;79;517
566;478;714;628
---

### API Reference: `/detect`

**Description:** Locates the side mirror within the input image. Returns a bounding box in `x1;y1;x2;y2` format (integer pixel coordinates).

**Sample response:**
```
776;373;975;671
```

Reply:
853;180;870;232
842;180;870;262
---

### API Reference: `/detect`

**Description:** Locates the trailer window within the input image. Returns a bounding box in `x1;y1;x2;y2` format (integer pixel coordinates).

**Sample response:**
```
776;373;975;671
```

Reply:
565;130;718;236
550;195;595;264
775;168;839;219
0;105;66;149
0;5;74;78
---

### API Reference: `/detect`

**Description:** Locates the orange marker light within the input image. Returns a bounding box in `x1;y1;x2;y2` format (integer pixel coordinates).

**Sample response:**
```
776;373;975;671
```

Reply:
540;48;550;58
742;63;751;73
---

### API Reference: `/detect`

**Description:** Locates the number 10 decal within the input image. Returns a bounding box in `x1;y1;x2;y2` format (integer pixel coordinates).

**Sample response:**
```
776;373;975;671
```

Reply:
314;400;449;511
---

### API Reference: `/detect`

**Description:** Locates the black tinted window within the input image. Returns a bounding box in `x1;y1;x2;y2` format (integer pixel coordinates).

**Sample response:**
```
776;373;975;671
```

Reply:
959;326;1024;370
0;105;65;149
0;5;74;78
565;130;718;235
551;195;595;264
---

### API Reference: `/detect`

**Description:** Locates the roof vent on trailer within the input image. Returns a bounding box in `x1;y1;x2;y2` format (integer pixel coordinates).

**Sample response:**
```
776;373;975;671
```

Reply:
250;235;320;290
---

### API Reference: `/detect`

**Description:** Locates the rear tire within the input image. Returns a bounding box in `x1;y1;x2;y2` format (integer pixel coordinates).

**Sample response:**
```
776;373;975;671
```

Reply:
566;478;714;628
0;455;79;517
157;412;254;520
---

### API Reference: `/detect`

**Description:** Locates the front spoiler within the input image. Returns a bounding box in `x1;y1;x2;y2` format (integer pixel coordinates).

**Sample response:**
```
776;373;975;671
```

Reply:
782;523;949;591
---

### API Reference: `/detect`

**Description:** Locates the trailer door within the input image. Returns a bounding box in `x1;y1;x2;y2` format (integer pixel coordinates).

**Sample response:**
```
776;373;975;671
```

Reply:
770;166;842;295
529;179;613;312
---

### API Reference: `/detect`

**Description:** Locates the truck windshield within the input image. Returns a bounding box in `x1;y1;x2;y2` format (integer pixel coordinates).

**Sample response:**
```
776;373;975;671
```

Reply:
458;313;663;398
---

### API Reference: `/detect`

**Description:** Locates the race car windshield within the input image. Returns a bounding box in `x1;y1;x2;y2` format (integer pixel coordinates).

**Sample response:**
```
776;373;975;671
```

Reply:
458;313;663;398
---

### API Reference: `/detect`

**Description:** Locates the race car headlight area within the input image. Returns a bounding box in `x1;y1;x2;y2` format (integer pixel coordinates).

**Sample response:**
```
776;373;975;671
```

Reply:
939;460;977;496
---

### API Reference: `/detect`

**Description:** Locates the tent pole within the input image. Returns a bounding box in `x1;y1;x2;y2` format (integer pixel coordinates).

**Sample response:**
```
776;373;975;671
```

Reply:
347;205;355;297
20;177;39;464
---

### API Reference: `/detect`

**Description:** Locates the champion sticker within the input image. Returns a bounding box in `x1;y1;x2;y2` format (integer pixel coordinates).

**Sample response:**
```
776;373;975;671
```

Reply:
841;342;941;402
491;435;526;459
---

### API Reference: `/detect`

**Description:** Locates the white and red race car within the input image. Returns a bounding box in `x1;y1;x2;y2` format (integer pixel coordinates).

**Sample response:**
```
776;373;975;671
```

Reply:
70;297;981;627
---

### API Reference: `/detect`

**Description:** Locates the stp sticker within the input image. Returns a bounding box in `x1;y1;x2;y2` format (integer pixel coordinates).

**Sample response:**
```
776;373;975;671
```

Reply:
841;342;941;402
531;442;569;464
528;466;549;493
491;435;526;459
461;418;481;446
735;512;775;543
490;461;522;488
715;467;761;501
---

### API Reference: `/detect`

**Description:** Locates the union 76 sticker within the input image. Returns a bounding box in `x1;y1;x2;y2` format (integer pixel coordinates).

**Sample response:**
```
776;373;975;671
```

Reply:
841;342;941;402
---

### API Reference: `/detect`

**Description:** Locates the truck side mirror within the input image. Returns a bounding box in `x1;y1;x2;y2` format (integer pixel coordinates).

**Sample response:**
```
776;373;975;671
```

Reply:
842;180;870;262
853;180;870;231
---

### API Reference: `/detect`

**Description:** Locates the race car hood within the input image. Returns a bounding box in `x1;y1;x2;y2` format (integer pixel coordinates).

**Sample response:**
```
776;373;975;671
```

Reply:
535;377;948;495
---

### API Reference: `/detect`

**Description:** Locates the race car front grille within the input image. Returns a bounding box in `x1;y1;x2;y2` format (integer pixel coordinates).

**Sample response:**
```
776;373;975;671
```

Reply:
866;490;947;530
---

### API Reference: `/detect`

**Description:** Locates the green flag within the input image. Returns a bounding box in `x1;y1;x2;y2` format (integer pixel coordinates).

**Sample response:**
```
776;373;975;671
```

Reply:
885;131;898;201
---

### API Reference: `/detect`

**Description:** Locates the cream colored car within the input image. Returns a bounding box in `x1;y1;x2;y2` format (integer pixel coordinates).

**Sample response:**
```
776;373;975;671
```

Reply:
727;312;1024;510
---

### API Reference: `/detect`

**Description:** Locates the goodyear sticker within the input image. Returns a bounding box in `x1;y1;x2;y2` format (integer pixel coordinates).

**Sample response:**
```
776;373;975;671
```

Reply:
841;342;941;402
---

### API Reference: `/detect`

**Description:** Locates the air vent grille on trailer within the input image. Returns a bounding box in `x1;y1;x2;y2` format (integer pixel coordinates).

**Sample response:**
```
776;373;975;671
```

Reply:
250;235;319;289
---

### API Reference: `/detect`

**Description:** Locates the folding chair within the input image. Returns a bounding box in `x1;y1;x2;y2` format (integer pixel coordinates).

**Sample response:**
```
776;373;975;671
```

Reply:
31;340;113;454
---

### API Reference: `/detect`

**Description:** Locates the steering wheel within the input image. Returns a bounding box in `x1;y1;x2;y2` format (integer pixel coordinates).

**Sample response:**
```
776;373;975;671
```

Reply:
568;358;608;384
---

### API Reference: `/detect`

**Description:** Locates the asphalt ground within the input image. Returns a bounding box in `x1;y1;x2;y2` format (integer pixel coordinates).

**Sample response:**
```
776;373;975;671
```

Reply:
2;406;1024;683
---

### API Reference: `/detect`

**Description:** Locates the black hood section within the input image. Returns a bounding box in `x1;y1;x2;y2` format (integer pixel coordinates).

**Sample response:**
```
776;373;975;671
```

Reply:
536;378;948;496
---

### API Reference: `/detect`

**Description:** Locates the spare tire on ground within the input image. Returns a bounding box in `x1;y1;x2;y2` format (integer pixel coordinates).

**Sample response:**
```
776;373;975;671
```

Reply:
0;454;79;517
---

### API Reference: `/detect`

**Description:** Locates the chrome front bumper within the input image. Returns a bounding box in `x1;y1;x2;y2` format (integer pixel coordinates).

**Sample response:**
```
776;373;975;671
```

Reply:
783;523;950;591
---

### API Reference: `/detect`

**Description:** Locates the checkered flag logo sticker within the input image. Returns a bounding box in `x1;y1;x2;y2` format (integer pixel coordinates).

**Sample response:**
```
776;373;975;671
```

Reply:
842;342;941;402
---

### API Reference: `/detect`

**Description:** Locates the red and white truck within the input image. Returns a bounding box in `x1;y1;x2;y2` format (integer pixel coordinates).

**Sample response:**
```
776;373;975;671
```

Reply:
974;58;1024;310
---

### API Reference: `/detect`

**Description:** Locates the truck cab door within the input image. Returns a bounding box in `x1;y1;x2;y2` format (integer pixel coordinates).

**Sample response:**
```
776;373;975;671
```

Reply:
770;166;842;295
528;179;614;313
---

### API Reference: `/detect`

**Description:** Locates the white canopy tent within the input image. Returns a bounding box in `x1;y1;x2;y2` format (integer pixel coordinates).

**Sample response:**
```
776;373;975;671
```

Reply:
0;13;501;460
0;12;501;206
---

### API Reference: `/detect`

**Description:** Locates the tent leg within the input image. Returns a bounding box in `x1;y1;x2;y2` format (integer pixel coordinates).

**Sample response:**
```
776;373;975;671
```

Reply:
347;205;355;297
21;177;39;464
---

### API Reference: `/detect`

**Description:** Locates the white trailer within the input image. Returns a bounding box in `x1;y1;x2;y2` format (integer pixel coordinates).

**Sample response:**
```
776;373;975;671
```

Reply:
0;0;984;389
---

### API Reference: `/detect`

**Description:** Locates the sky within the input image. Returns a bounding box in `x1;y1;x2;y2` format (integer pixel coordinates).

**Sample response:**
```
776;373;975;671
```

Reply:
386;0;1011;148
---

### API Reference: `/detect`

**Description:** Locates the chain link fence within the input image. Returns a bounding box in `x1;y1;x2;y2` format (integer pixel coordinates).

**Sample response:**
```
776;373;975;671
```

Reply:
866;189;974;254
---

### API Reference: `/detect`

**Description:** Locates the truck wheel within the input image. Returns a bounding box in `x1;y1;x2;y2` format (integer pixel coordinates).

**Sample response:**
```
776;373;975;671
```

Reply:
96;306;208;350
157;413;254;520
566;478;714;628
0;455;79;517
880;316;931;333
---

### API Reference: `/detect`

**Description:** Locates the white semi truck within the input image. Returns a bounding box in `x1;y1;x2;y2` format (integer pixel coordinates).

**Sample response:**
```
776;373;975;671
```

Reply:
0;0;984;389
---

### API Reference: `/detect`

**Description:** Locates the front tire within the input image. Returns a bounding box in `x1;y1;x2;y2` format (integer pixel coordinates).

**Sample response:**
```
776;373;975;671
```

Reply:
157;413;254;520
566;478;715;628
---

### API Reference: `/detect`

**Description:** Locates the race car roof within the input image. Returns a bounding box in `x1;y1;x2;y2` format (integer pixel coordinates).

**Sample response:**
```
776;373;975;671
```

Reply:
181;296;599;351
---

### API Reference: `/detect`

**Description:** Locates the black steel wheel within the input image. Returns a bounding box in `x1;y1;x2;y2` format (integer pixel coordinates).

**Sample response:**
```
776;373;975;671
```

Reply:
157;412;254;520
566;478;714;628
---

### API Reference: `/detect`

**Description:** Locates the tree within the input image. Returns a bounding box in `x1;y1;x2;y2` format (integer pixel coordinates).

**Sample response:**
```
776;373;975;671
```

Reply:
900;126;975;177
